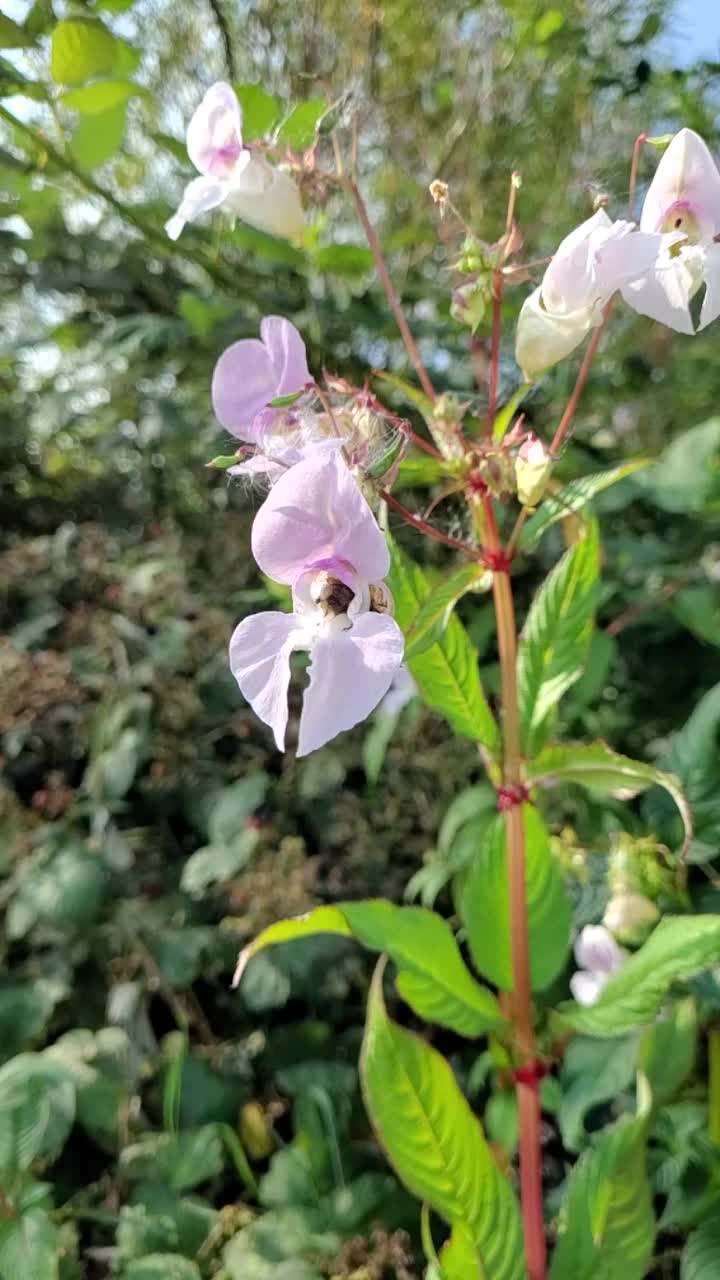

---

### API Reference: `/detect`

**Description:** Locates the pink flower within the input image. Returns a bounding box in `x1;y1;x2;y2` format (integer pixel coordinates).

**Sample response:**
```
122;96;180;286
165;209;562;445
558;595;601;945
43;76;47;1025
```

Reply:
569;925;627;1006
622;128;720;333
515;210;660;377
212;316;311;441
166;83;304;242
229;451;404;755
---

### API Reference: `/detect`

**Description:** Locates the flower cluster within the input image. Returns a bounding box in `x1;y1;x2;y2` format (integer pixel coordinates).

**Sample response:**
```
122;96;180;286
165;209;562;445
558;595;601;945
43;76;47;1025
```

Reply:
206;314;405;754
516;128;720;377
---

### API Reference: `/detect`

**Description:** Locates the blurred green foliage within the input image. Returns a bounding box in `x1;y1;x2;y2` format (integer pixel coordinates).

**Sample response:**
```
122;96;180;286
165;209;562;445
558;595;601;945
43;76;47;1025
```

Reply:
2;0;720;1276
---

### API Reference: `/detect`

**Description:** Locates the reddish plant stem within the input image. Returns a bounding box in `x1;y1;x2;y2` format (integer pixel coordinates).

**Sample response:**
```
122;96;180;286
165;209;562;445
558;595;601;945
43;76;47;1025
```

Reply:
550;300;612;457
628;132;648;217
378;487;480;556
479;493;546;1280
343;177;437;403
405;428;444;460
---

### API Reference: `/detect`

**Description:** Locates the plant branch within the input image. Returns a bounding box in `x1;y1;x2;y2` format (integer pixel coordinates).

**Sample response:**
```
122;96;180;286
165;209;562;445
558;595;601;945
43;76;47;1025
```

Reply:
628;132;648;217
476;490;547;1280
343;177;437;402
378;487;480;556
206;0;236;79
549;301;612;457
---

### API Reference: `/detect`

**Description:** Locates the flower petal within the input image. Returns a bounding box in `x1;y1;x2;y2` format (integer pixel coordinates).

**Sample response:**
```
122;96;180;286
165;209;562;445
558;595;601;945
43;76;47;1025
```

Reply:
297;613;405;755
621;246;698;334
640;128;720;234
515;286;593;379
228;454;288;483
252;451;390;585
699;243;720;330
211;339;278;438
228;611;305;750
260;316;311;399
543;209;611;313
569;970;608;1007
591;224;662;296
573;924;625;975
226;160;305;242
165;175;229;241
187;81;243;176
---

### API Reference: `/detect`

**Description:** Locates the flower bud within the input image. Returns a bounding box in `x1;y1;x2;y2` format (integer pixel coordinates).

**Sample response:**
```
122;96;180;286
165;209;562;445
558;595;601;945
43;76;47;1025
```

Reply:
515;433;552;507
603;891;659;945
239;1101;274;1160
451;280;491;332
515;286;593;380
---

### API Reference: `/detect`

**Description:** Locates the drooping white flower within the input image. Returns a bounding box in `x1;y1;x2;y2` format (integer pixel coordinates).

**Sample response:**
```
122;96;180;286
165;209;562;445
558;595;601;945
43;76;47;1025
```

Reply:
569;924;627;1006
622;128;720;334
166;83;304;242
515;210;660;378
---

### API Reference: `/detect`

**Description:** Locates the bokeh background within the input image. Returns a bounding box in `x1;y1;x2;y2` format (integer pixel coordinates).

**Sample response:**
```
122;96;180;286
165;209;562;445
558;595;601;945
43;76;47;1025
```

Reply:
2;1;720;1276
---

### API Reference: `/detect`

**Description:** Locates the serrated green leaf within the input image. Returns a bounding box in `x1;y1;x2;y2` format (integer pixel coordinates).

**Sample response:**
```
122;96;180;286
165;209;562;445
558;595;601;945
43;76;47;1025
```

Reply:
526;741;693;859
517;522;600;755
440;1221;487;1279
559;916;720;1036
519;462;650;550
459;805;571;991
50;18;118;86
549;1082;654;1280
558;1035;639;1152
276;98;327;150
237;900;505;1037
373;370;434;422
60;78;140;114
387;538;498;752
72;101;127;169
644;681;720;862
0;1208;58;1280
405;562;491;659
0;1055;75;1170
639;997;697;1103
313;243;374;276
396;455;446;486
636;418;720;513
681;1219;720;1279
361;967;525;1279
0;14;36;49
233;82;282;140
123;1256;201;1280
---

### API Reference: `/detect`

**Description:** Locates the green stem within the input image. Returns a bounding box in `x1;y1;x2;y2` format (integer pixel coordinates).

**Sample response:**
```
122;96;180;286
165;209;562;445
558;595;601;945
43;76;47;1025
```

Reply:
709;1026;720;1146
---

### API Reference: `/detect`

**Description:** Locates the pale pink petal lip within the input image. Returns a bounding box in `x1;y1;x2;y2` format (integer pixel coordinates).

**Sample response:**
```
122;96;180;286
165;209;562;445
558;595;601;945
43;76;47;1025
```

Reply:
569;970;608;1007
640;128;720;236
573;924;624;974
228;612;303;751
621;251;697;334
165;175;229;242
297;613;405;756
187;82;244;176
211;317;310;440
251;451;391;586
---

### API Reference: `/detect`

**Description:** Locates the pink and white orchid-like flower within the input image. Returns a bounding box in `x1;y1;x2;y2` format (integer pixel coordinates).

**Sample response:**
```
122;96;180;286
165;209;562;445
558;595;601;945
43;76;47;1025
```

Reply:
622;128;720;334
229;451;404;755
569;924;627;1006
212;315;312;441
166;83;304;243
515;209;660;379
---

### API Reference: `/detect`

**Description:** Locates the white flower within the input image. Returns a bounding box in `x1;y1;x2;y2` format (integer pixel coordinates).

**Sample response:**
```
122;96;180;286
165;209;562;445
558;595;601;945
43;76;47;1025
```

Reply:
166;82;304;243
569;924;627;1006
515;210;660;378
622;128;720;334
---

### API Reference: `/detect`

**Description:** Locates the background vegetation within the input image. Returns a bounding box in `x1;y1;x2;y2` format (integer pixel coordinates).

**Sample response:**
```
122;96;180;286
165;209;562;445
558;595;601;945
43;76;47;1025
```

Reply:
2;0;720;1276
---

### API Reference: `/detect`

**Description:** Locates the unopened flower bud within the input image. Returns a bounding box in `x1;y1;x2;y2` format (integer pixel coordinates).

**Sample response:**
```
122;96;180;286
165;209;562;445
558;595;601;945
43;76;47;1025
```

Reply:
451;280;491;332
515;433;552;507
239;1101;274;1160
603;891;659;945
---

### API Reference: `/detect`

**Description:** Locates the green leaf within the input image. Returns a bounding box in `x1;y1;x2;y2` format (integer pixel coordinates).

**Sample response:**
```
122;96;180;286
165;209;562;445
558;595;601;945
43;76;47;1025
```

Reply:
72;102;128;170
396;455;446;487
636;418;720;513
558;1035;639;1152
404;563;492;659
313;244;375;277
276;99;327;150
60;78;140;114
681;1219;720;1279
0;1055;75;1170
180;829;258;897
559;916;720;1036
123;1257;201;1280
644;680;720;862
549;1082;654;1280
492;382;531;442
233;83;282;140
267;390;304;408
459;805;571;991
519;462;650;551
208;775;269;844
50;18;118;86
121;1127;225;1192
373;370;434;422
237;900;505;1038
517;522;600;755
671;585;720;647
361;967;525;1279
387;538;498;752
526;741;693;860
207;454;240;470
0;14;36;48
639;997;697;1103
440;1222;486;1279
0;1208;58;1280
